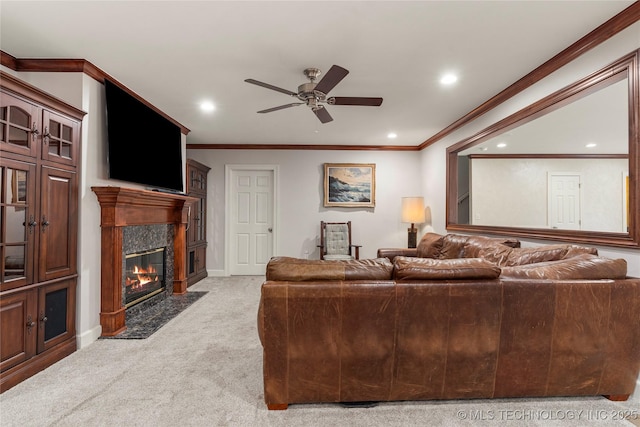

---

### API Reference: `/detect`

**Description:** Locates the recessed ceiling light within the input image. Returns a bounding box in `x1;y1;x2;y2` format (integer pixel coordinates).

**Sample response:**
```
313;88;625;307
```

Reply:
387;132;397;139
440;73;458;85
585;143;597;148
497;143;507;148
200;101;215;112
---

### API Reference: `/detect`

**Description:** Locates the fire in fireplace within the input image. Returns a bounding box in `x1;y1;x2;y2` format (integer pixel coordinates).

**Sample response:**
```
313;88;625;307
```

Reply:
124;247;166;307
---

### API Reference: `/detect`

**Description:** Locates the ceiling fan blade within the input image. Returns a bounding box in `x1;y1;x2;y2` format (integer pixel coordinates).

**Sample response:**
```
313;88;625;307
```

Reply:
329;97;383;106
313;106;333;123
313;65;349;95
245;79;297;97
257;103;304;113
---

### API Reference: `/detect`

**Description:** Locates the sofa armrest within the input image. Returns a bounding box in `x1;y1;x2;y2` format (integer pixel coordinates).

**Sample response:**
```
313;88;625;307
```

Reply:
377;248;417;262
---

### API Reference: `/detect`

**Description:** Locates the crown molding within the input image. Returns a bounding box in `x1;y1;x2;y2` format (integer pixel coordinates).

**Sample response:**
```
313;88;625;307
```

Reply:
2;2;638;152
0;51;190;135
186;143;419;151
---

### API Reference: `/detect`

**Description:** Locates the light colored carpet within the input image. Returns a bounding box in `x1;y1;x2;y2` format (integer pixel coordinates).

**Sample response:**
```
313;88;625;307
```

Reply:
0;276;638;426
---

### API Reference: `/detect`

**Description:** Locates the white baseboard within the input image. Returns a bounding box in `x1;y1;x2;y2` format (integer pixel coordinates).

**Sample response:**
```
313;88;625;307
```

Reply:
76;325;102;349
207;269;226;277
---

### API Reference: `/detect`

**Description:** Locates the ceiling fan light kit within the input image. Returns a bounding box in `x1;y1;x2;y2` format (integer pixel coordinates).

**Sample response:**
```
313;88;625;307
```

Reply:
245;65;383;123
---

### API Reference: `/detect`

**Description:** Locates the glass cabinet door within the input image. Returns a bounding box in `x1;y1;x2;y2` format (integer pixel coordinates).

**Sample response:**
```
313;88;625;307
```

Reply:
0;92;41;158
0;159;36;290
41;110;78;167
190;168;207;192
196;196;206;242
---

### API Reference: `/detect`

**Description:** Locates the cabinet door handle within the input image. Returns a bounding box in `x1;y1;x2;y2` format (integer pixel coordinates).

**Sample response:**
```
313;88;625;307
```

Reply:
40;313;48;323
42;126;50;144
31;122;39;141
26;216;37;234
26;315;36;334
42;216;50;232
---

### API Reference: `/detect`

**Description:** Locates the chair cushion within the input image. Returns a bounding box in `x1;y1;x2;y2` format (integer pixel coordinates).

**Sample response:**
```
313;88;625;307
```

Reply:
323;254;354;261
393;256;501;280
325;223;350;255
266;257;393;281
500;254;627;280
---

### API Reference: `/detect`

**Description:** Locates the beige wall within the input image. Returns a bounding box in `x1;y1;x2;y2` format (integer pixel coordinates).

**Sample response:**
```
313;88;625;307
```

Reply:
187;149;423;275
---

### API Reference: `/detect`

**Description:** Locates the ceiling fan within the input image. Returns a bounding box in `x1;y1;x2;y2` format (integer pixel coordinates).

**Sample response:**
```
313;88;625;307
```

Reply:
244;65;383;123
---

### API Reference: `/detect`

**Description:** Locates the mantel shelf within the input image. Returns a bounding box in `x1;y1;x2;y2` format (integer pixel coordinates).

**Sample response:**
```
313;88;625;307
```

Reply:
92;186;197;227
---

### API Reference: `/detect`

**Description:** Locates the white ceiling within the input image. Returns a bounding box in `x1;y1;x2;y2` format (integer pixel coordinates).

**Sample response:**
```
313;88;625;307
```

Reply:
0;1;634;147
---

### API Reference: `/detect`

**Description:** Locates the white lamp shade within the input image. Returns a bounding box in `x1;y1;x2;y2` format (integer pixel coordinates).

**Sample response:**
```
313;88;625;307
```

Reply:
401;197;426;223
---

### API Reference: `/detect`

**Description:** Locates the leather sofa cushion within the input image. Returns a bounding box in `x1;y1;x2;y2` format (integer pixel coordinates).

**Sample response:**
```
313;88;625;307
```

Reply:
416;232;444;258
504;244;569;267
500;254;627;280
503;244;598;267
463;235;521;257
564;244;598;258
439;234;469;259
475;244;513;266
266;256;393;281
416;233;521;260
393;256;501;280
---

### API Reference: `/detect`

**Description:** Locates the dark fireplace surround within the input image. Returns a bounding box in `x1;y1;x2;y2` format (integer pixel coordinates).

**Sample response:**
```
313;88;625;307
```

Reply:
122;226;172;312
92;187;197;336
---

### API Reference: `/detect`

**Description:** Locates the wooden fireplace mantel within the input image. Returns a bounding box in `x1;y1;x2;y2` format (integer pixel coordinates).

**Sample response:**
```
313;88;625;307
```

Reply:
92;186;198;336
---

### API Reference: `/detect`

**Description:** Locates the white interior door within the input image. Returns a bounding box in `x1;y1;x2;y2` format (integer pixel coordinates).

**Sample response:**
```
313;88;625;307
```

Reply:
227;167;276;275
548;173;581;230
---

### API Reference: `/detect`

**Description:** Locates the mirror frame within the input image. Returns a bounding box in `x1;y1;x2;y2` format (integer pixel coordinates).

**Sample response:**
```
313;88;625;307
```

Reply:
446;49;639;248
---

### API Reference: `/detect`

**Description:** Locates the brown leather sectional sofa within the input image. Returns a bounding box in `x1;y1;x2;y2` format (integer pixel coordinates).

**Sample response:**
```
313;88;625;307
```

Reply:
258;233;640;410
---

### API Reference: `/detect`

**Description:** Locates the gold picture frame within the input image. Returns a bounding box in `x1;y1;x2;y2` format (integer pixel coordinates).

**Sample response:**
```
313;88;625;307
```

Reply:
323;163;375;208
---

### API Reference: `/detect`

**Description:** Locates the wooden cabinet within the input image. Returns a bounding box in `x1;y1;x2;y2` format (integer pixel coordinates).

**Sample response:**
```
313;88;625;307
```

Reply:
0;290;37;373
186;159;210;286
39;166;78;282
0;72;84;392
0;89;80;167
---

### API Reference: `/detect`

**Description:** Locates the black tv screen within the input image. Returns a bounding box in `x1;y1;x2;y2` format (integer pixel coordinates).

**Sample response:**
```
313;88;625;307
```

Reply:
104;79;184;192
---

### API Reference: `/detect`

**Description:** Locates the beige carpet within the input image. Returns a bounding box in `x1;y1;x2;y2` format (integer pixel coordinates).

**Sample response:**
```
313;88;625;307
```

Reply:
0;276;638;427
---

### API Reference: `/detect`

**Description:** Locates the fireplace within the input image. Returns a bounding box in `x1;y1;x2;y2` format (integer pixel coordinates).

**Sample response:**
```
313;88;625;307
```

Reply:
92;186;196;336
124;247;165;307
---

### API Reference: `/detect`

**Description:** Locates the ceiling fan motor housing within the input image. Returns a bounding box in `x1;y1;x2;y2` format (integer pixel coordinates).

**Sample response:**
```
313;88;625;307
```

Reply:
297;82;326;108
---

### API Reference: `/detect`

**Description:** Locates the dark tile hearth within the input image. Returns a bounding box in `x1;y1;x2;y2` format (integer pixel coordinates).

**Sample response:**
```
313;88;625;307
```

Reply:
101;291;207;339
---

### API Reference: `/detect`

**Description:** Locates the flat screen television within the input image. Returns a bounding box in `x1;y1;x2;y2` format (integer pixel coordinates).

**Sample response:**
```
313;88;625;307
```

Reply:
104;79;184;192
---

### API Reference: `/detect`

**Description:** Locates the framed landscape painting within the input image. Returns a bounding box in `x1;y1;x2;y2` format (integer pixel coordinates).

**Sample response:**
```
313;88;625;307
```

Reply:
324;163;375;208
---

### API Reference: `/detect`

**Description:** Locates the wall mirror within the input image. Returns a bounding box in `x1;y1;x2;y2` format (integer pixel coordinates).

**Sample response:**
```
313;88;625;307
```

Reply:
446;50;639;248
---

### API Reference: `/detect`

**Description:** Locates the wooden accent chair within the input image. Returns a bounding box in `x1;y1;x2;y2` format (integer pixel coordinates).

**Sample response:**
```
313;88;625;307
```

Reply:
318;221;361;260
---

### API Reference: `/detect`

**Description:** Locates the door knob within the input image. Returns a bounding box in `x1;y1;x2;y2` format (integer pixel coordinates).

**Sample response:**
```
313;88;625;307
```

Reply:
268;227;273;233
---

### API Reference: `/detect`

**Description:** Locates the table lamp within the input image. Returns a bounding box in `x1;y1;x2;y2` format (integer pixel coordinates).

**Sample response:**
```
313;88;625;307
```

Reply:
401;197;425;248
